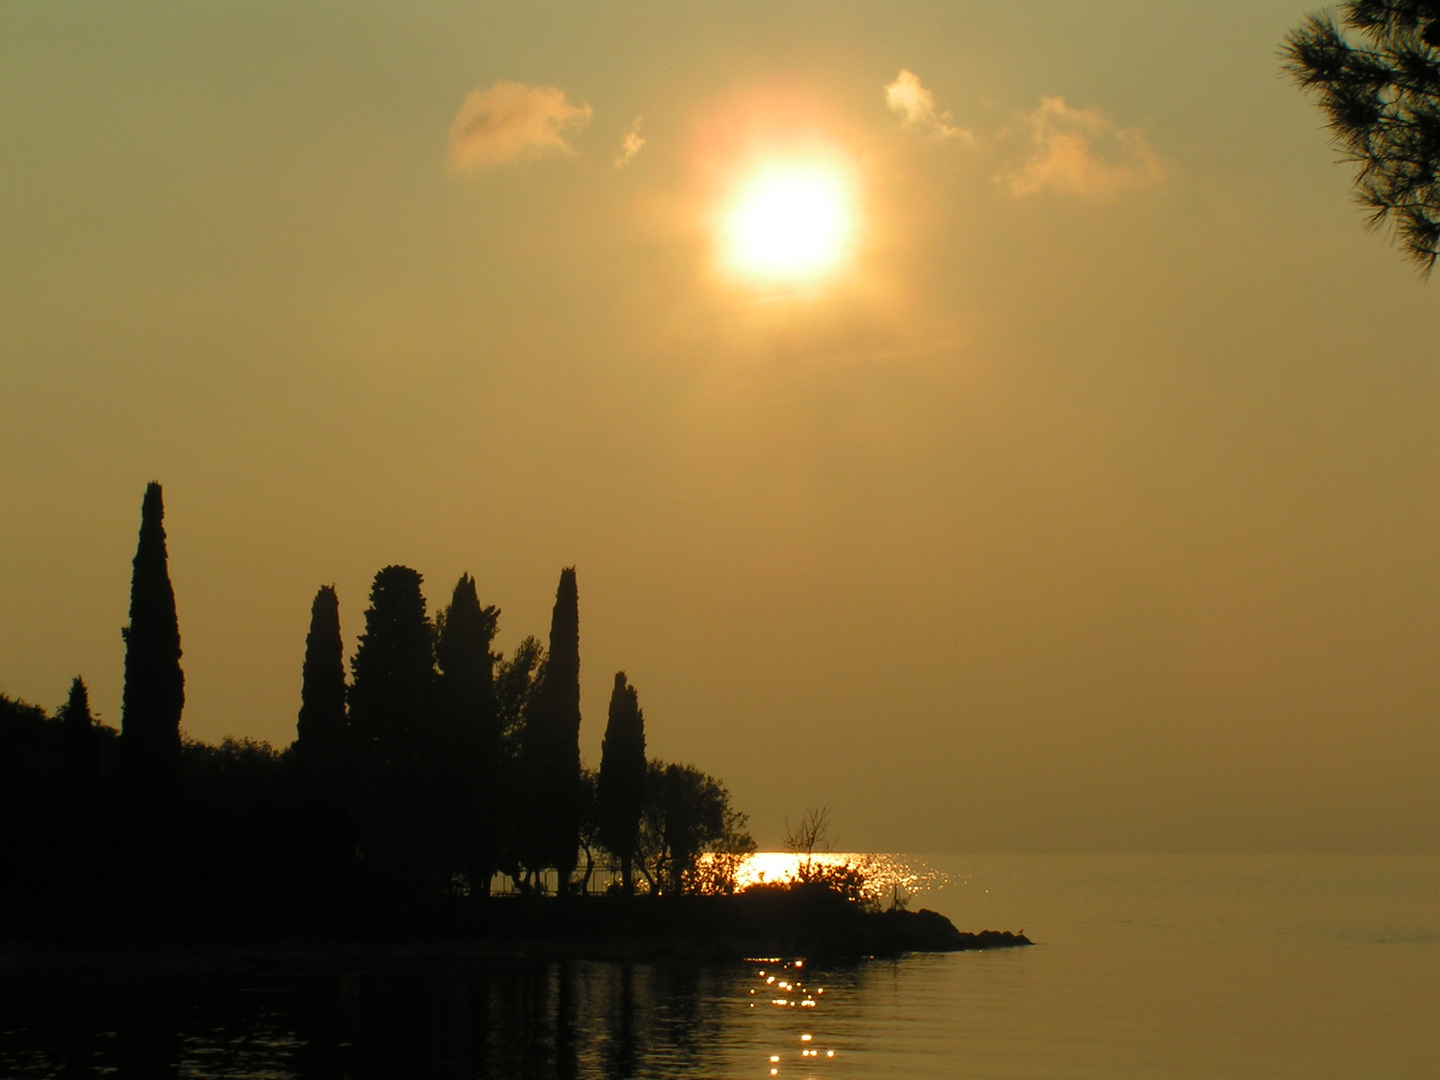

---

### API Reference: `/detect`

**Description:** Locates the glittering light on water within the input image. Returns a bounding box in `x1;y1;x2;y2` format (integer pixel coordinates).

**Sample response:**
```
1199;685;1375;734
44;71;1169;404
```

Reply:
718;852;954;903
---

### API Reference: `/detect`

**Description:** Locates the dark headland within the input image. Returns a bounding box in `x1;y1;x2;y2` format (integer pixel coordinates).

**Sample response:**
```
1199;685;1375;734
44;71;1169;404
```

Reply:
1;483;1029;964
0;893;1029;976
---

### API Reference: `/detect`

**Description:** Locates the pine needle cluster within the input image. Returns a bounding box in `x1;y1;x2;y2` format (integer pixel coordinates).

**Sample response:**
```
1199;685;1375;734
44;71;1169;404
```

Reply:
1286;1;1440;273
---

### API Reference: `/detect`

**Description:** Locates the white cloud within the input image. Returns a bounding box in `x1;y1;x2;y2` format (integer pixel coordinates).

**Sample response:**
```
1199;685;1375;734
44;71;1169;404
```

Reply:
884;69;973;141
448;80;592;171
1000;97;1163;198
615;115;645;167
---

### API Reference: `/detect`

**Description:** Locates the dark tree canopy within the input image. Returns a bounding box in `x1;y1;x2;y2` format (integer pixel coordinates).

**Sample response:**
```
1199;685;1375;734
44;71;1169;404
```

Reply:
120;481;185;806
295;585;347;768
597;671;647;894
59;675;98;792
347;565;436;767
435;573;502;889
435;574;499;732
520;567;583;890
2;484;779;930
1286;0;1440;272
346;565;440;881
632;760;753;896
494;635;544;758
293;585;352;884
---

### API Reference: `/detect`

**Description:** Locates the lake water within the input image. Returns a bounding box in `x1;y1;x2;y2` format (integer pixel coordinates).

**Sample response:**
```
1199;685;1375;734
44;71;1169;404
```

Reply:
2;854;1436;1078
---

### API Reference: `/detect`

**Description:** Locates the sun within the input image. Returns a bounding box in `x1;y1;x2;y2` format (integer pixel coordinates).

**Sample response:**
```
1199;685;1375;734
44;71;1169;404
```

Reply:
719;160;855;282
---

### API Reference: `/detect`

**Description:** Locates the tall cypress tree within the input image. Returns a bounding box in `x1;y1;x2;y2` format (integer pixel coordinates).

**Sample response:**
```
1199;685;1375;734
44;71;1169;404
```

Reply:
435;573;501;892
435;574;499;732
120;481;184;808
295;585;348;768
597;671;646;895
293;584;351;883
347;565;436;878
524;567;582;892
348;566;435;766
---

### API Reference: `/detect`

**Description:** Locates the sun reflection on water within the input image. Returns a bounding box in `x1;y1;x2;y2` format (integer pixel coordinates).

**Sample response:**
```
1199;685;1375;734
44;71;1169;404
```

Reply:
744;957;841;1077
726;851;954;902
729;857;954;1074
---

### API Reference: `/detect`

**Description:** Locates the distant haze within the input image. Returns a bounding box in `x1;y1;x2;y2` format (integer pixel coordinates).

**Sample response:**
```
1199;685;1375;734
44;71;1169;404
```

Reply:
3;2;1438;853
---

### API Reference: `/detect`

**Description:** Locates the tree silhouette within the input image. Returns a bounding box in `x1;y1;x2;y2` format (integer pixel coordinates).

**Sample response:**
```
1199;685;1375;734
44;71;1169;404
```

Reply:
348;566;435;767
492;635;544;889
0;694;61;918
597;671;646;895
521;568;582;893
494;635;544;758
1285;1;1440;273
347;566;437;879
59;676;99;794
0;484;814;937
119;482;185;811
435;573;501;893
634;761;752;896
293;585;351;882
295;585;348;770
435;576;499;717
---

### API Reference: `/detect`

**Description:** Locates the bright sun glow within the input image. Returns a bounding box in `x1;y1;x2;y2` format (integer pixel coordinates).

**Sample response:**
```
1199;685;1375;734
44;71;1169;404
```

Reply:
720;161;853;281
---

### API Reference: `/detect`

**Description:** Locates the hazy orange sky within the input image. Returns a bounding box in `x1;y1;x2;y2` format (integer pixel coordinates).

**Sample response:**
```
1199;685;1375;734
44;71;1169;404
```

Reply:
3;2;1438;852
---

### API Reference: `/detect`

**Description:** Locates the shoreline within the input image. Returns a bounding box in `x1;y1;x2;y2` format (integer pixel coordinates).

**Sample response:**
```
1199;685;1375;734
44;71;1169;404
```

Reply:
0;930;1032;979
0;901;1031;973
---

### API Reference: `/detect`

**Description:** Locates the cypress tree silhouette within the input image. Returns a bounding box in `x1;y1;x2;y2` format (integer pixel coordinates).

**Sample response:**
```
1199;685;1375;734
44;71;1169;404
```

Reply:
598;671;646;895
348;566;435;764
347;565;436;879
523;567;582;893
294;585;351;882
59;676;99;793
295;585;348;768
119;482;185;811
436;574;501;893
435;575;499;731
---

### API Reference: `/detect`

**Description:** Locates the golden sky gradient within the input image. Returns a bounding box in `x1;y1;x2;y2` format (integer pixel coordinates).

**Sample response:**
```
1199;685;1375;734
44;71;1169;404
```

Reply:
3;2;1438;852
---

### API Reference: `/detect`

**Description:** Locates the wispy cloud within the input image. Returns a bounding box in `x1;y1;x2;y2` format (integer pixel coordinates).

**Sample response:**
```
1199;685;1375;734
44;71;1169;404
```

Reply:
999;97;1163;198
884;70;973;142
448;80;592;172
615;115;645;167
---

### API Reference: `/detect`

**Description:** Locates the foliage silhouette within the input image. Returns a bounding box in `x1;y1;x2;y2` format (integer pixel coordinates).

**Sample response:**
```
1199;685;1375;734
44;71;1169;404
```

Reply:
520;568;583;893
492;634;544;890
0;483;1003;955
634;761;754;896
59;676;99;795
597;672;646;895
348;566;436;767
119;482;184;814
1286;0;1440;273
784;805;830;882
292;585;352;889
435;573;501;893
347;565;441;885
294;585;347;773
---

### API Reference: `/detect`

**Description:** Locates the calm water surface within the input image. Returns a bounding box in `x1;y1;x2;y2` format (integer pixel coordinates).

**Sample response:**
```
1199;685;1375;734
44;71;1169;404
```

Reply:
2;855;1436;1078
